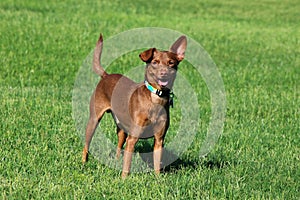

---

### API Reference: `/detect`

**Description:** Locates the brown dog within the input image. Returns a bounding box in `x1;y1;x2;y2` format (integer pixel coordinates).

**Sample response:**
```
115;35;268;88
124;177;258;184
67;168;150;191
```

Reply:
82;33;187;178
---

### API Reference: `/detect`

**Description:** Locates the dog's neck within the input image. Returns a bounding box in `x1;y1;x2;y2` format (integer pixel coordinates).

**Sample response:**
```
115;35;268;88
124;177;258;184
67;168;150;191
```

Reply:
144;80;171;98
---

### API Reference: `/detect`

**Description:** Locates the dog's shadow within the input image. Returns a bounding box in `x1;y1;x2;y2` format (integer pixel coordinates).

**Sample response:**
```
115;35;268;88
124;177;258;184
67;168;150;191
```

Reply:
136;140;228;173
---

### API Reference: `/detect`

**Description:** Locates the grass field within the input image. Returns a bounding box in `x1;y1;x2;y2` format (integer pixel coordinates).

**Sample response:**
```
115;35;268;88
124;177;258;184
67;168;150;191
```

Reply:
1;0;299;199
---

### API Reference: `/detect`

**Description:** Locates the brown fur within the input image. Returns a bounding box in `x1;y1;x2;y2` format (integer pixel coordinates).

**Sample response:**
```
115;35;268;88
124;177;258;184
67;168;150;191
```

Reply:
82;34;187;178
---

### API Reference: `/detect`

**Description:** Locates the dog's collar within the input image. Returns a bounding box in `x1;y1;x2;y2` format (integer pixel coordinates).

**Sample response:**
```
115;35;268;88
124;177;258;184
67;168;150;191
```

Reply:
144;80;174;107
144;80;170;98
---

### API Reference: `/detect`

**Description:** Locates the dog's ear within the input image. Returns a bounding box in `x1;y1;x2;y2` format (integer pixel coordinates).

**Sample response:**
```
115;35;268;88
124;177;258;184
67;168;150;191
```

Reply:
139;48;156;63
170;36;187;61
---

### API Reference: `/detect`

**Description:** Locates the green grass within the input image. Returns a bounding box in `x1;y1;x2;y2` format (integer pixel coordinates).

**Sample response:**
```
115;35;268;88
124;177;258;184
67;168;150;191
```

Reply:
1;0;299;199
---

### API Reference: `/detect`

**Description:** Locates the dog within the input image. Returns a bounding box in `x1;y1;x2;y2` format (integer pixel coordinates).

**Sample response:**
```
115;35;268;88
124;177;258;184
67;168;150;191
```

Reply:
82;33;187;178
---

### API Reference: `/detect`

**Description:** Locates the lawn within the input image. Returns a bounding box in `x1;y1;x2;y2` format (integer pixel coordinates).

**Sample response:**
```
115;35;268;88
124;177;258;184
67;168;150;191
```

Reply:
1;0;299;199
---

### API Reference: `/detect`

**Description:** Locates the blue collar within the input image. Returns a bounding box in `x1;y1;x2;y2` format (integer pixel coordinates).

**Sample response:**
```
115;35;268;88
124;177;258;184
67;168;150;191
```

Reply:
144;80;174;107
144;80;171;98
144;80;161;95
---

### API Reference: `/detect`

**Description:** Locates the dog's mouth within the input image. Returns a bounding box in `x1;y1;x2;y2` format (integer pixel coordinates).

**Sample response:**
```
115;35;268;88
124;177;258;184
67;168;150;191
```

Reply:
158;80;169;87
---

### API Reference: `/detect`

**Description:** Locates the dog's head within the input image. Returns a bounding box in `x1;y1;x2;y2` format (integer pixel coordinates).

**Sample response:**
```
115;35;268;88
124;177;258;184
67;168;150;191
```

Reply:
139;36;187;91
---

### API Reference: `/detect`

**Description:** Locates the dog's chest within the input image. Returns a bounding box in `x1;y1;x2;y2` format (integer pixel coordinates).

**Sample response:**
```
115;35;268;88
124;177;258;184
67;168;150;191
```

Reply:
111;91;168;138
150;93;168;105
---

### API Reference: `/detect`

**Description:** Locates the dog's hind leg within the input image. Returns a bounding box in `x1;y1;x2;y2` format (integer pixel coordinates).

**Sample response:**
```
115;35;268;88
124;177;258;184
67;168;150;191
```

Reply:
82;116;99;163
122;135;139;178
115;127;127;159
82;94;109;163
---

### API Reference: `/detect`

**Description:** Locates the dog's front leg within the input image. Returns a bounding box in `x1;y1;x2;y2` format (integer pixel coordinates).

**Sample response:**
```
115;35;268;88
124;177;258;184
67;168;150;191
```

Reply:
153;112;168;174
153;135;164;174
122;135;138;178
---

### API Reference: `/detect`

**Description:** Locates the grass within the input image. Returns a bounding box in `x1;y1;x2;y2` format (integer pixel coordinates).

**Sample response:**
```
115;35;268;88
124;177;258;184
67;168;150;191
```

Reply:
1;0;299;199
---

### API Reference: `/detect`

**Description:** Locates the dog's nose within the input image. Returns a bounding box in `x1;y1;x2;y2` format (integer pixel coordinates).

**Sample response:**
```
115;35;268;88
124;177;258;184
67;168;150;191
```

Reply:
160;68;168;76
160;71;167;76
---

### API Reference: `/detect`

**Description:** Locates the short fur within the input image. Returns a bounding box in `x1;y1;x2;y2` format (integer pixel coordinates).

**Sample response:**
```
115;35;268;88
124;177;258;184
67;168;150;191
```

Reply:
82;34;187;178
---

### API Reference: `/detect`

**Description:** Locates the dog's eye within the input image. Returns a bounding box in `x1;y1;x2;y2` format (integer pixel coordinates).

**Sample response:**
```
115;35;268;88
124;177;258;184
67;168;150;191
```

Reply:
168;60;175;66
152;60;159;65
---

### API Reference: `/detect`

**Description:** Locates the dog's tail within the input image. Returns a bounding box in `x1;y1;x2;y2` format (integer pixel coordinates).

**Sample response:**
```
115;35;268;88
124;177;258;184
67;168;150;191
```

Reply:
93;34;108;78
